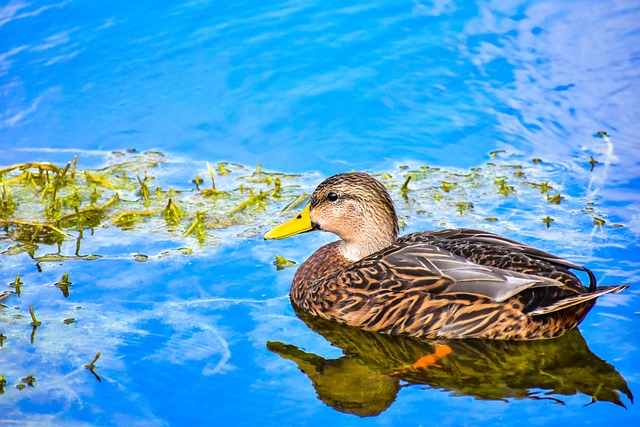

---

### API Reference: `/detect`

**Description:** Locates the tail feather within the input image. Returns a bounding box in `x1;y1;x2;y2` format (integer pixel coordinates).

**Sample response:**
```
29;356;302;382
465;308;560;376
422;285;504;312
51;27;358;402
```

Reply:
528;285;628;316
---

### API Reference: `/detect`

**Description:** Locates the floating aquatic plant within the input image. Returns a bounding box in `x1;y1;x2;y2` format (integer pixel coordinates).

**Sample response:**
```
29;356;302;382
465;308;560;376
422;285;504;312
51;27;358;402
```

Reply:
0;149;625;267
85;352;102;383
593;217;606;227
21;374;36;388
547;193;564;205
10;275;23;297
29;306;42;327
54;273;72;298
542;216;555;228
274;255;296;270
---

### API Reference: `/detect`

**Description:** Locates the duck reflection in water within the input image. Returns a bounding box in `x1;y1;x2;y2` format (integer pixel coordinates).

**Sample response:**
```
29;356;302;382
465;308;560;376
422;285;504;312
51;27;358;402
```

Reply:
267;309;633;417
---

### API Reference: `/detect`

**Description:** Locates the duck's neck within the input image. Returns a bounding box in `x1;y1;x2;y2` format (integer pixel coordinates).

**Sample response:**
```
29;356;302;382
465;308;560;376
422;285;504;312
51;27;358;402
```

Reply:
338;235;394;261
335;220;398;262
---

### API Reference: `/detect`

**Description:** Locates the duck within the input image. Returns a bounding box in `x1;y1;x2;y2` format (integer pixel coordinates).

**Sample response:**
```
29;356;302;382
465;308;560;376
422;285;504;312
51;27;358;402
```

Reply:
264;172;627;340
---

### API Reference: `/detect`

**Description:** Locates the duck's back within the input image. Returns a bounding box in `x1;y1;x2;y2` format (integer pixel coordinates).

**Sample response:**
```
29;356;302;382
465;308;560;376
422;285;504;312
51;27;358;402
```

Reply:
399;228;593;293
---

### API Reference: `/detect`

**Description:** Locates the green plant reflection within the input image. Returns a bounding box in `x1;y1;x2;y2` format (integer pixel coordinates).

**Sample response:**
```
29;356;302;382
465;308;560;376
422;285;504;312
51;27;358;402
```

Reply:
268;309;633;417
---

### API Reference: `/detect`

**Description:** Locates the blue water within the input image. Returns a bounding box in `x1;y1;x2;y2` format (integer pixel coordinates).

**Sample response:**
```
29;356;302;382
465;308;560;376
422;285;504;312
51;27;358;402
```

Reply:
1;1;640;425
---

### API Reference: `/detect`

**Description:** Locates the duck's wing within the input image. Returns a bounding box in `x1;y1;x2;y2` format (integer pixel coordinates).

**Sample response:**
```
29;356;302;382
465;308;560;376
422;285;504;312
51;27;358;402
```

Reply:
400;228;596;291
354;242;567;303
415;228;587;268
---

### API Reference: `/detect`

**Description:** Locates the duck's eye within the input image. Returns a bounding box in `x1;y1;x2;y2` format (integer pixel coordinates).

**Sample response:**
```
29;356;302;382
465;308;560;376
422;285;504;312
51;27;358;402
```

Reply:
327;192;339;202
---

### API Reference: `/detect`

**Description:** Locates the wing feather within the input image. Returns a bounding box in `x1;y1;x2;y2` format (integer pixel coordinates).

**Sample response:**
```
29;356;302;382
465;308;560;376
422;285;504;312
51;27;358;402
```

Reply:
350;243;564;302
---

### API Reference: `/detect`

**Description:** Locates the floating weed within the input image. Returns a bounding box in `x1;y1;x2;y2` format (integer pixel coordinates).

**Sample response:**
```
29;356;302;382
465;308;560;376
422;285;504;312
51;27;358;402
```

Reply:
201;187;230;198
539;181;552;194
456;202;474;215
229;188;268;215
84;171;114;189
112;211;156;229
54;273;72;298
192;174;204;190
63;188;82;212
29;306;42;327
162;198;184;227
217;162;231;176
0;180;17;218
0;291;12;302
0;219;71;245
90;187;101;206
401;175;412;200
85;352;101;369
532;158;542;164
547;193;564;205
593;217;606;227
542;216;555;228
136;172;150;201
85;352;102;383
589;156;599;171
281;193;309;213
271;177;282;197
526;181;553;194
29;306;42;344
0;333;6;347
21;374;36;388
499;164;522;170
183;211;207;243
585;202;595;214
441;181;455;193
70;155;78;179
274;255;296;270
206;161;216;191
494;178;515;197
0;150;626;266
10;275;23;297
246;163;274;184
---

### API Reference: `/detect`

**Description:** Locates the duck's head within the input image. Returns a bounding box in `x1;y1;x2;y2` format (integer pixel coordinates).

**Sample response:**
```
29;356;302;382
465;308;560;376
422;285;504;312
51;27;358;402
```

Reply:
264;172;399;261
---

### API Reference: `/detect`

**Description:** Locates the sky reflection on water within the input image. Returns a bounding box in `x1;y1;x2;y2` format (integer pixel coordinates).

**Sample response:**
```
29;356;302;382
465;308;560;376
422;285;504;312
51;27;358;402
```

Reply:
1;0;639;425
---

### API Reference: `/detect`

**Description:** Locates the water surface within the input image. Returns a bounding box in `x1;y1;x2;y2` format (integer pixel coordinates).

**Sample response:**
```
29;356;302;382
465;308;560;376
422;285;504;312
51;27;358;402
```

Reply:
1;1;639;425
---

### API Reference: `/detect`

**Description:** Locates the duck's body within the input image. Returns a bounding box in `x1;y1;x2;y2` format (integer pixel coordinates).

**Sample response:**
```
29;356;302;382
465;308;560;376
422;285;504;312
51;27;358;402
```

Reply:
265;172;627;340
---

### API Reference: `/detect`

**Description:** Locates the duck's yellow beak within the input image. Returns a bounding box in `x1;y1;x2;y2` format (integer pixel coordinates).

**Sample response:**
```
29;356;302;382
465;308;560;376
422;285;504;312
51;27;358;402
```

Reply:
264;203;314;240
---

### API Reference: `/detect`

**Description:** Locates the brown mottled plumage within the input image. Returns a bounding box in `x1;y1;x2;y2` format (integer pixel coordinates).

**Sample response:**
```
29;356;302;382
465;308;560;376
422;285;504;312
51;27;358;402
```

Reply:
264;172;628;340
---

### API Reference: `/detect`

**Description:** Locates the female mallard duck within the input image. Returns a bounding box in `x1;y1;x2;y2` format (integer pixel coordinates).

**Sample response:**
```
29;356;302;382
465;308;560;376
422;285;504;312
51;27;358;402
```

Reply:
264;172;627;340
